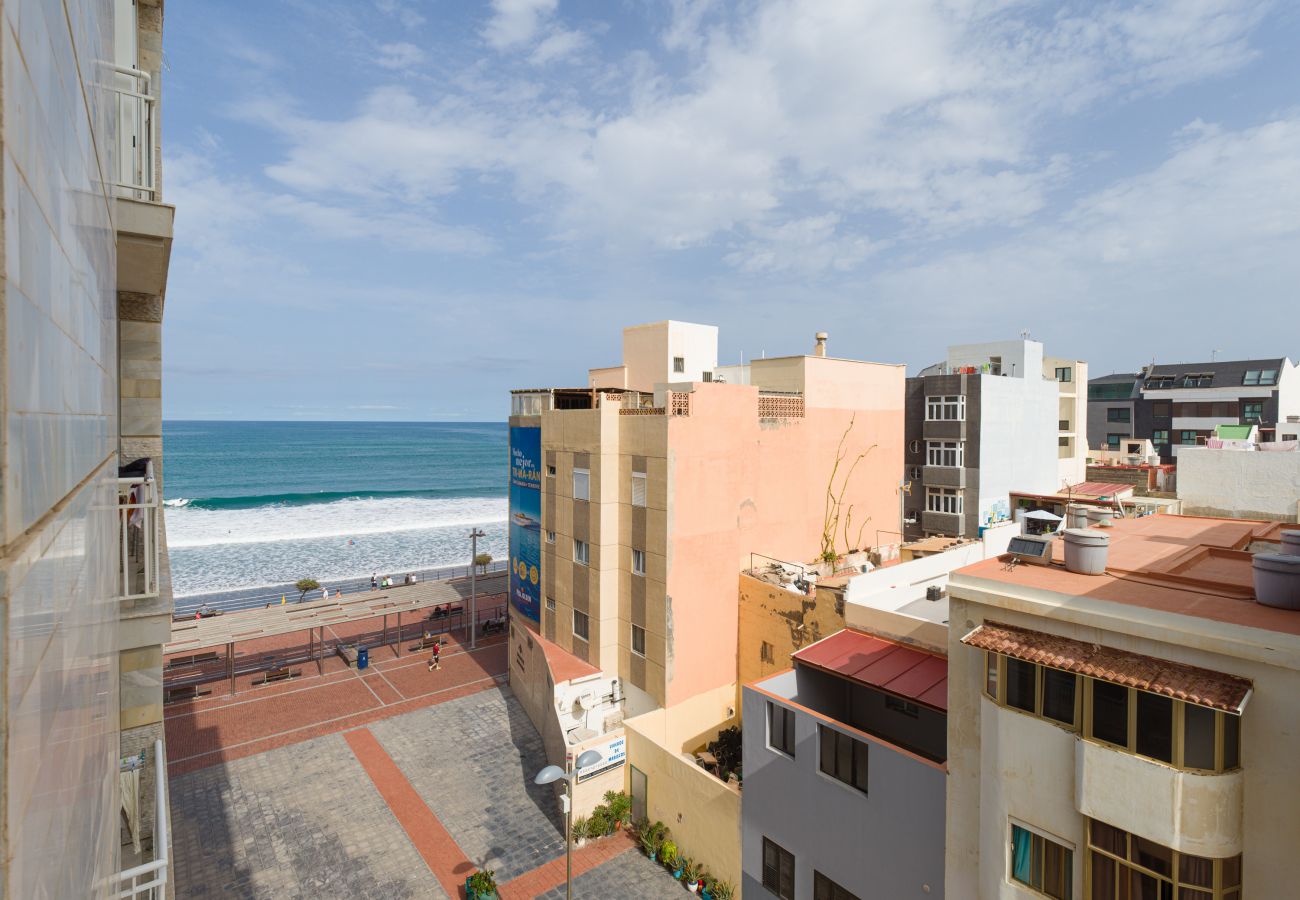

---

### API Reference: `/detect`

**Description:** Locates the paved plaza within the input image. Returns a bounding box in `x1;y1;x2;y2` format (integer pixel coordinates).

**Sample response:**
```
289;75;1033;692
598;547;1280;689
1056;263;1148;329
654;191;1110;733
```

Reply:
169;683;683;898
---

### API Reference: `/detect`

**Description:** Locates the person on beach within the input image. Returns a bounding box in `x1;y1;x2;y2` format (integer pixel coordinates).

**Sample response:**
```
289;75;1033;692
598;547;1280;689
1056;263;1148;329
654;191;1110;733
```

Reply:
427;637;441;671
371;573;378;591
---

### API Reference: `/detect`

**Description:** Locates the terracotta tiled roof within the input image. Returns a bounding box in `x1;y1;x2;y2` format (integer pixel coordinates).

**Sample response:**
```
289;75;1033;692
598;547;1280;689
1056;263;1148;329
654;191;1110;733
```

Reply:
961;621;1252;713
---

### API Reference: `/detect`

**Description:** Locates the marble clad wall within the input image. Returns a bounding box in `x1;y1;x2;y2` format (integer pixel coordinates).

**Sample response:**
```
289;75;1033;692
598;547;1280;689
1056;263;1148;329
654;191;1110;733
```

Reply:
1;0;123;896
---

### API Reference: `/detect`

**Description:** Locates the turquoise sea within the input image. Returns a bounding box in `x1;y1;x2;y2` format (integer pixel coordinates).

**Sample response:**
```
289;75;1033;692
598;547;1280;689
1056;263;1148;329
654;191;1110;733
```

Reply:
163;421;507;598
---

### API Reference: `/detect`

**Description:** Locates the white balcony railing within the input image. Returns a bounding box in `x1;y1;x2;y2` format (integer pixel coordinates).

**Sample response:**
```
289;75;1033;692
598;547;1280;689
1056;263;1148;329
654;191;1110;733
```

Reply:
111;739;170;899
118;473;161;601
111;64;157;200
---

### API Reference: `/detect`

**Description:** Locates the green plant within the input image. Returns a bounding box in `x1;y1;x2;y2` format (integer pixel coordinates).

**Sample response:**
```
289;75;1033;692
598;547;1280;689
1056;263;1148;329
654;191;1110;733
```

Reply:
819;415;877;564
294;578;320;601
571;816;587;842
683;860;703;885
660;840;678;868
711;879;736;900
602;790;631;826
707;726;742;778
639;820;667;856
467;869;497;894
474;552;493;572
588;807;611;837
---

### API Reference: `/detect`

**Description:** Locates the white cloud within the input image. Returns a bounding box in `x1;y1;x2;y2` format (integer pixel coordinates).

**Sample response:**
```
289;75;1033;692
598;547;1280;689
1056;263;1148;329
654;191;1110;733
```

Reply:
376;42;425;71
483;0;559;50
529;28;587;64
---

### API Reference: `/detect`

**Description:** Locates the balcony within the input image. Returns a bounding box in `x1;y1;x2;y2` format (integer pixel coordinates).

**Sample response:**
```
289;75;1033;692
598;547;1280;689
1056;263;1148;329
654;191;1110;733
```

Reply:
112;65;174;298
923;466;965;488
1075;737;1243;858
922;419;966;441
118;471;161;602
921;510;964;536
109;738;170;899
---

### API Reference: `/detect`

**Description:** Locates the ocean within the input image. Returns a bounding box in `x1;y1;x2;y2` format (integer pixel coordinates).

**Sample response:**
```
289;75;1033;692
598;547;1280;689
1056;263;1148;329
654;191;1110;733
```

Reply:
163;421;508;600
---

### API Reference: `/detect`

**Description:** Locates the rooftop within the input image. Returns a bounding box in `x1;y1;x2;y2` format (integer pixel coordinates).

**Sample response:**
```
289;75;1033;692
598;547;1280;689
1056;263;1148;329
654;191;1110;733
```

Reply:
793;628;948;712
952;514;1299;636
1142;357;1289;389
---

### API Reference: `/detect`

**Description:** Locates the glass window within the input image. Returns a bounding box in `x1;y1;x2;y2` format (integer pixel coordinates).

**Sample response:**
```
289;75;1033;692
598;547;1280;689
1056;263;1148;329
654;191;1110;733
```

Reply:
1041;668;1077;726
1152;401;1172;417
573;468;590;501
1011;824;1072;900
1055;367;1072;383
814;871;861;900
1091;681;1129;747
985;652;1000;699
631;623;646;656
545;596;556;612
819;725;868;793
545;530;555;543
1106;434;1123;450
1106;408;1131;422
573;540;589;565
762;837;795;900
1183;703;1217;770
1180;430;1200;445
572;611;590;641
1151;430;1169;447
632;548;646;576
673;356;686;373
631;472;647;507
769;703;796;756
1005;658;1037;713
925;395;966;421
1222;712;1240;769
546;464;556;476
1135;692;1174;763
1243;401;1264;422
1088;819;1239;900
926;487;963;514
1260;368;1278;385
926;440;964;467
1242;370;1261;385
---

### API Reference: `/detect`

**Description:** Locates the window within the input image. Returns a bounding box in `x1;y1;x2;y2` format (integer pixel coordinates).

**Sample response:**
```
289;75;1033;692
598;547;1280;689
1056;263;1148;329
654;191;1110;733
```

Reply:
546;464;557;477
1089;383;1133;400
1243;368;1277;386
926;487;963;515
768;703;796;756
545;530;556;543
573;540;589;565
1243;401;1264;422
818;725;869;793
631;471;647;507
573;468;590;501
1058;436;1071;448
572;610;589;641
1152;430;1169;447
1179;430;1200;445
1152;401;1172;418
546;596;556;612
1181;373;1213;388
1106;434;1123;450
925;394;965;421
1242;370;1261;385
761;837;795;900
814;871;860;900
1106;408;1130;423
673;356;685;373
1144;376;1175;390
1010;824;1072;900
1055;367;1072;383
631;623;646;656
885;696;920;717
631;548;646;576
983;653;1242;772
760;641;775;664
926;440;964;467
1086;819;1241;900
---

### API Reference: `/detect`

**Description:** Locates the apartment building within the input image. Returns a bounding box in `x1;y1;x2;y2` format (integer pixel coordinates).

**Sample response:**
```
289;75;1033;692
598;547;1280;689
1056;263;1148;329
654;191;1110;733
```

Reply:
0;0;175;896
507;321;905;884
945;514;1299;899
1089;359;1300;461
904;340;1085;540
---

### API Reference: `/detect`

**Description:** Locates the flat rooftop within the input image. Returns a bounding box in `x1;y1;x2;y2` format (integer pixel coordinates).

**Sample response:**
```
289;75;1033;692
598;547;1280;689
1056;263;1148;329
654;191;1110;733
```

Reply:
953;514;1300;636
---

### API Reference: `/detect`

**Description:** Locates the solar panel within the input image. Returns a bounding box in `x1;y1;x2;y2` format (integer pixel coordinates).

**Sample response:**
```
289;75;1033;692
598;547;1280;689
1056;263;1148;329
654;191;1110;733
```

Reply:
1008;536;1052;559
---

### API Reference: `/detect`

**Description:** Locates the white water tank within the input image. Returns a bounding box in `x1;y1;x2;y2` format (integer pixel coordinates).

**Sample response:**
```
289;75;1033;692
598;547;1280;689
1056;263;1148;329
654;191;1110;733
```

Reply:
1253;553;1300;609
1063;529;1110;575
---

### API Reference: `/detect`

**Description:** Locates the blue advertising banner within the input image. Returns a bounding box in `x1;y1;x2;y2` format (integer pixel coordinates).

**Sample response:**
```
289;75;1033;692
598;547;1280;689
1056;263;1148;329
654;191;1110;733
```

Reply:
508;426;542;623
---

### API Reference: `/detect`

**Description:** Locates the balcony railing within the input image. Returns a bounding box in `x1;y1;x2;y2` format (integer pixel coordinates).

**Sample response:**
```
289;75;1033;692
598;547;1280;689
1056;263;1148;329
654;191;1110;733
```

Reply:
111;65;157;200
110;738;169;899
119;473;161;601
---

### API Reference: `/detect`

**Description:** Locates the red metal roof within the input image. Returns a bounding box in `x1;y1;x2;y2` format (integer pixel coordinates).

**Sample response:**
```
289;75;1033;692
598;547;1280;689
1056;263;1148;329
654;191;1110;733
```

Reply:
1069;481;1133;498
793;629;948;712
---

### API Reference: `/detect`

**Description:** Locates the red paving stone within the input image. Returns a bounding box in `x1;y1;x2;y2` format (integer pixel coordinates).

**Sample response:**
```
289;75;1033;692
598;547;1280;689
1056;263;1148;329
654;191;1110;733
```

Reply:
500;831;637;899
344;727;476;897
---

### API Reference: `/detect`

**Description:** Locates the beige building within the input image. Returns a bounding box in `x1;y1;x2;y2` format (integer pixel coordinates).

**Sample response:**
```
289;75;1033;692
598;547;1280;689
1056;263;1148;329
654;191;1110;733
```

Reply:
0;0;174;895
946;514;1297;899
1046;355;1089;487
508;321;906;887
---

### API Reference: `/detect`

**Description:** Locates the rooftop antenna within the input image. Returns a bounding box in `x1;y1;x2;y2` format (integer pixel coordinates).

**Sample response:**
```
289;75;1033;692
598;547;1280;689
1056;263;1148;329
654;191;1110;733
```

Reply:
1211;348;1221;362
1020;328;1031;340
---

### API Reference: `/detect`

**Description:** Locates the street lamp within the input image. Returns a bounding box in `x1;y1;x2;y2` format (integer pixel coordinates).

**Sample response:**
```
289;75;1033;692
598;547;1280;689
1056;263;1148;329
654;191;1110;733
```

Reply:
535;748;605;900
468;527;486;648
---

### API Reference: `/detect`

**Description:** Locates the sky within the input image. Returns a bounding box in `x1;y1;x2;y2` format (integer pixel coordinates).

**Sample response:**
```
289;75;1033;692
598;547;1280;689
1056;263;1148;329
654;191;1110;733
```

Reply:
162;0;1300;421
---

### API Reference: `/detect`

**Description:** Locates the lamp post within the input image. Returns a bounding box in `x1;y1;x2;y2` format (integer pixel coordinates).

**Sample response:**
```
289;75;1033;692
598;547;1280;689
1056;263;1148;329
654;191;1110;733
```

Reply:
534;748;604;900
468;527;486;648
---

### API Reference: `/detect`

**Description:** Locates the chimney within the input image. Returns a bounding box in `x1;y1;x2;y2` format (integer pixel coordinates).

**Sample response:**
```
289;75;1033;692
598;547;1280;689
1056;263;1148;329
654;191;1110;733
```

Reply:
814;332;828;357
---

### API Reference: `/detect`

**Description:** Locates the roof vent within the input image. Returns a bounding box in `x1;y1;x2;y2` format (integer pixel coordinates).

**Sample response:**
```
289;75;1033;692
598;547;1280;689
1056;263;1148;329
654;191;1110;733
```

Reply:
1280;530;1300;557
1062;528;1109;575
1254;553;1300;609
814;332;828;357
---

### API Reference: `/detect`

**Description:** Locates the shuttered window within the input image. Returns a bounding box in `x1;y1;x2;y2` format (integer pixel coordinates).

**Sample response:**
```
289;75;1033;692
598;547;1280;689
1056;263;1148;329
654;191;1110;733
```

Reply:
631;472;646;507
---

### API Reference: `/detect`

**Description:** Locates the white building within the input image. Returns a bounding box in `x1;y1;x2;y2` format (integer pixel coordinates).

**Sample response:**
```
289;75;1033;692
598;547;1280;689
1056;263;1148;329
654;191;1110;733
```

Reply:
1178;446;1300;522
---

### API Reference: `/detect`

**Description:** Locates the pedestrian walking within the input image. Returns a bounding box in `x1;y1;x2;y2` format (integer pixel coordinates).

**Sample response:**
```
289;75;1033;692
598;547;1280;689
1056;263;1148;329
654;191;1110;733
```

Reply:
371;572;378;591
427;637;441;671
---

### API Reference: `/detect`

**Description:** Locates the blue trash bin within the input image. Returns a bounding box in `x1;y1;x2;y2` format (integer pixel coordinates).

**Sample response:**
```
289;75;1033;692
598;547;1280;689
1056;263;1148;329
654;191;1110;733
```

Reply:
357;647;369;670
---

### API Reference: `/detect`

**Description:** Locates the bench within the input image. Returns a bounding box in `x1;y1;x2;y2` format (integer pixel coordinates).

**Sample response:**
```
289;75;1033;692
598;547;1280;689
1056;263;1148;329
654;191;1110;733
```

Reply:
167;651;219;668
255;667;301;686
336;644;359;666
164;685;211;704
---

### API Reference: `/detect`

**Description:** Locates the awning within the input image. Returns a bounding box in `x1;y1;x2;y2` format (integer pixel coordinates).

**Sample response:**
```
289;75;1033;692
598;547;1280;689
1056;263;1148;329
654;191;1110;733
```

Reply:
961;622;1252;714
1023;510;1062;521
793;629;947;712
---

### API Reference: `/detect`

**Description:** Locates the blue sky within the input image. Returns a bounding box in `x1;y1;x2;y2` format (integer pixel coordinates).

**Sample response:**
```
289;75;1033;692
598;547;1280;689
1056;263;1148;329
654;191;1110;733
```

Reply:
162;0;1300;421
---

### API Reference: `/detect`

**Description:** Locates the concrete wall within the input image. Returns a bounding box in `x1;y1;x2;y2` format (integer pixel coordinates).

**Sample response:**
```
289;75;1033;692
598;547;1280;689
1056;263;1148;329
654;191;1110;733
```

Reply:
1275;360;1300;438
737;574;845;703
1177;448;1300;521
742;683;946;899
621;321;718;391
946;340;1043;379
976;374;1059;526
0;0;126;895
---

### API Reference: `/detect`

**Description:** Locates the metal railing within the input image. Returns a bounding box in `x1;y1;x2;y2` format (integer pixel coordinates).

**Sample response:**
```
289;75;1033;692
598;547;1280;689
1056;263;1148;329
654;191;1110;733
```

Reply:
110;738;169;899
119;476;161;601
111;64;157;200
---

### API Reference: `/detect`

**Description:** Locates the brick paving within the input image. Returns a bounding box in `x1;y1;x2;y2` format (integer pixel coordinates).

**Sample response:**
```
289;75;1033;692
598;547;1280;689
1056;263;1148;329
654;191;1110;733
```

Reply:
533;847;690;899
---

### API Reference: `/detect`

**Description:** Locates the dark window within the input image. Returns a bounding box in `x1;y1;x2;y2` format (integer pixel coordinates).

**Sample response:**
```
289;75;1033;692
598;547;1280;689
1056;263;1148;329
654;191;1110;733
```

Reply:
769;703;796;756
631;624;646;656
1106;408;1131;422
1222;711;1240;769
1152;401;1172;418
1106;434;1124;450
1005;658;1037;713
1243;370;1261;386
673;356;685;373
1182;703;1217;770
1260;368;1278;385
1135;692;1173;763
1243;401;1264;422
1055;367;1072;383
1058;436;1070;447
1089;382;1133;400
762;837;795;900
885;695;920;717
1011;824;1072;900
819;725;869;793
1041;668;1077;726
702;371;713;382
573;611;589;641
1151;430;1169;446
1091;681;1129;747
813;871;861;900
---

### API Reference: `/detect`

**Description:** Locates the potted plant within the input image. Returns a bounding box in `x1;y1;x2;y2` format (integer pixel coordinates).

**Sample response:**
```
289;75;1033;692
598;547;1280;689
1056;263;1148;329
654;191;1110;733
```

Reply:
588;807;611;838
585;815;606;842
466;869;498;900
710;879;735;900
571;816;588;847
602;790;632;829
660;841;679;876
683;860;703;893
640;821;667;860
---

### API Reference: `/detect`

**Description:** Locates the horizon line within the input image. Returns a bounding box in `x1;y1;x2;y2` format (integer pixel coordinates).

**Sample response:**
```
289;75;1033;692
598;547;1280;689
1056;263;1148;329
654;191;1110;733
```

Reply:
162;418;507;425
